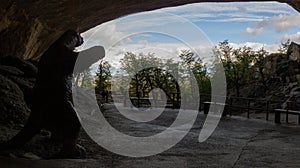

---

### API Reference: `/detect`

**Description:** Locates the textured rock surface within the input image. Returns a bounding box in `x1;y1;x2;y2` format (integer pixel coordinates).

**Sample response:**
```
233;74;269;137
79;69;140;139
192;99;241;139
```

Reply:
289;42;300;63
0;0;299;60
0;74;29;125
0;57;37;126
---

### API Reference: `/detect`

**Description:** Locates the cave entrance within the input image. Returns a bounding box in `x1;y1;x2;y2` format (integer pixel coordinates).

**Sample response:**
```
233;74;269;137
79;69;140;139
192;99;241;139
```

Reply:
71;2;300;126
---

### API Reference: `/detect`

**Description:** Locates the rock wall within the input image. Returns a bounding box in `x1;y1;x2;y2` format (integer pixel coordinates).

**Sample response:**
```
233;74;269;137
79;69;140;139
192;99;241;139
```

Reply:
0;0;299;60
289;42;300;63
0;56;37;126
263;43;300;84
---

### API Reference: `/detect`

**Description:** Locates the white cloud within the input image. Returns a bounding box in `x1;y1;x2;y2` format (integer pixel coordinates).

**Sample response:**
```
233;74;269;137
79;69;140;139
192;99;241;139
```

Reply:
229;42;279;53
80;1;290;73
116;12;186;31
246;14;300;35
78;20;130;51
160;2;296;23
270;14;300;32
245;27;264;35
100;40;280;73
95;41;217;73
283;32;300;43
162;2;294;14
79;18;280;70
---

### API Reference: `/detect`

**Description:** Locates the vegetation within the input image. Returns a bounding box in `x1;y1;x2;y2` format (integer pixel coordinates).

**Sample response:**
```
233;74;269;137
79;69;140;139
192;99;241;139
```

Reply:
93;40;299;106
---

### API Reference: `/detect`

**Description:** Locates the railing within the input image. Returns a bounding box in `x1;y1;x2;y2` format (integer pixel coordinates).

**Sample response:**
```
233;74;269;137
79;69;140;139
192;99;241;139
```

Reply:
199;93;300;124
99;92;300;123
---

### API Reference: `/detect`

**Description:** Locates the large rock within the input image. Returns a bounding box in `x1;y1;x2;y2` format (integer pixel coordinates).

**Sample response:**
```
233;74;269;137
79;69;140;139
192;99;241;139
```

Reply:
0;65;24;76
0;57;36;126
8;76;35;107
0;57;37;108
289;42;300;63
0;0;299;60
0;74;30;125
0;56;37;77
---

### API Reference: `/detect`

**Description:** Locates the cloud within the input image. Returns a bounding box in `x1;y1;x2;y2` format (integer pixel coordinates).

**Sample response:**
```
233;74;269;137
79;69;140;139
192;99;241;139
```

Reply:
117;12;186;31
101;40;280;73
245;27;264;35
282;32;300;43
95;41;217;73
229;42;279;53
79;18;280;70
160;2;296;23
79;1;290;72
270;14;300;32
78;20;130;51
246;14;300;35
162;2;294;14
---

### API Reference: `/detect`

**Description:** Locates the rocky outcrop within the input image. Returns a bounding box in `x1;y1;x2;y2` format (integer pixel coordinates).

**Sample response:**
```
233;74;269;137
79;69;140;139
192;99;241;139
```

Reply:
0;56;37;126
0;0;299;60
289;42;300;63
233;42;300;108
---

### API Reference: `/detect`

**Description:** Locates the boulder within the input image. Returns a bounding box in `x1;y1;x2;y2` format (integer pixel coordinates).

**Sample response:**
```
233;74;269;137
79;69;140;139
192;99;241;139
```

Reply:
8;76;35;107
0;74;30;126
0;56;37;77
0;65;24;76
0;59;36;107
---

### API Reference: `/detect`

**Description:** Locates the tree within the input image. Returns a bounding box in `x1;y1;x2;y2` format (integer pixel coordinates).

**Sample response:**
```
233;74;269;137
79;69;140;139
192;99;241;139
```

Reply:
278;39;291;54
254;47;269;94
120;52;188;107
119;51;210;108
120;52;161;98
74;68;95;89
95;60;111;102
179;49;210;94
215;40;255;97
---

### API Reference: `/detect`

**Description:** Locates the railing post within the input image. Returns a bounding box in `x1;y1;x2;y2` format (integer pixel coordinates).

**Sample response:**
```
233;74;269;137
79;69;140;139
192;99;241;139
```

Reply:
247;99;251;118
203;102;209;114
124;91;127;107
177;92;180;108
275;110;281;124
286;102;290;123
229;97;233;116
266;100;269;121
137;92;140;108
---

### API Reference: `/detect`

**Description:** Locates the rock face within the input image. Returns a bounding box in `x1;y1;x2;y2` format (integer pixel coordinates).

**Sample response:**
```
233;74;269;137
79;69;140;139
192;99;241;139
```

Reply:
0;56;37;126
0;0;299;60
289;42;300;63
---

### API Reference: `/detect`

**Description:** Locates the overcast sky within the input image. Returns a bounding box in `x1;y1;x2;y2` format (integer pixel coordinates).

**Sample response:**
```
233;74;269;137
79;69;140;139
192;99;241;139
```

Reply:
77;2;300;72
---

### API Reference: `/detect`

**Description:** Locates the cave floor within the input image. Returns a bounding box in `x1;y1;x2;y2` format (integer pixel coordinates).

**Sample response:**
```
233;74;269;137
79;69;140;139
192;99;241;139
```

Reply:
1;104;300;168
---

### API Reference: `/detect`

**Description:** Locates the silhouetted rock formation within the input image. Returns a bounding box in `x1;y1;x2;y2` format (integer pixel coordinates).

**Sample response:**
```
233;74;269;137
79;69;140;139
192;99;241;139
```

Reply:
0;57;37;126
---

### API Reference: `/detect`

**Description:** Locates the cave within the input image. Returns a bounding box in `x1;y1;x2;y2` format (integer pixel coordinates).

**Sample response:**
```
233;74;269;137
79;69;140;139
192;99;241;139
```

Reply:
1;0;300;165
0;0;300;60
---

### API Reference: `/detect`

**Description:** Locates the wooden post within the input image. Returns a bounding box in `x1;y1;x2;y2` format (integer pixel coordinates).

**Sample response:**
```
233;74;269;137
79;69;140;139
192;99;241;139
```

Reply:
123;89;127;107
274;110;281;124
229;97;233;116
247;99;251;118
203;102;209;114
266;100;269;121
137;94;140;108
177;92;180;108
286;102;290;123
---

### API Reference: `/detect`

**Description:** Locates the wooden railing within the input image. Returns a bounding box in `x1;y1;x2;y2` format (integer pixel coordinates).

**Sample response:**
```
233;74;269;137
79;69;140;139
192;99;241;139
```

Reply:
100;92;300;124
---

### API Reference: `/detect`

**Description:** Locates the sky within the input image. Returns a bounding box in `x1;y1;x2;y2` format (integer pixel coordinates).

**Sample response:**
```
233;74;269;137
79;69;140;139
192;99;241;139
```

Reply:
77;2;300;71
